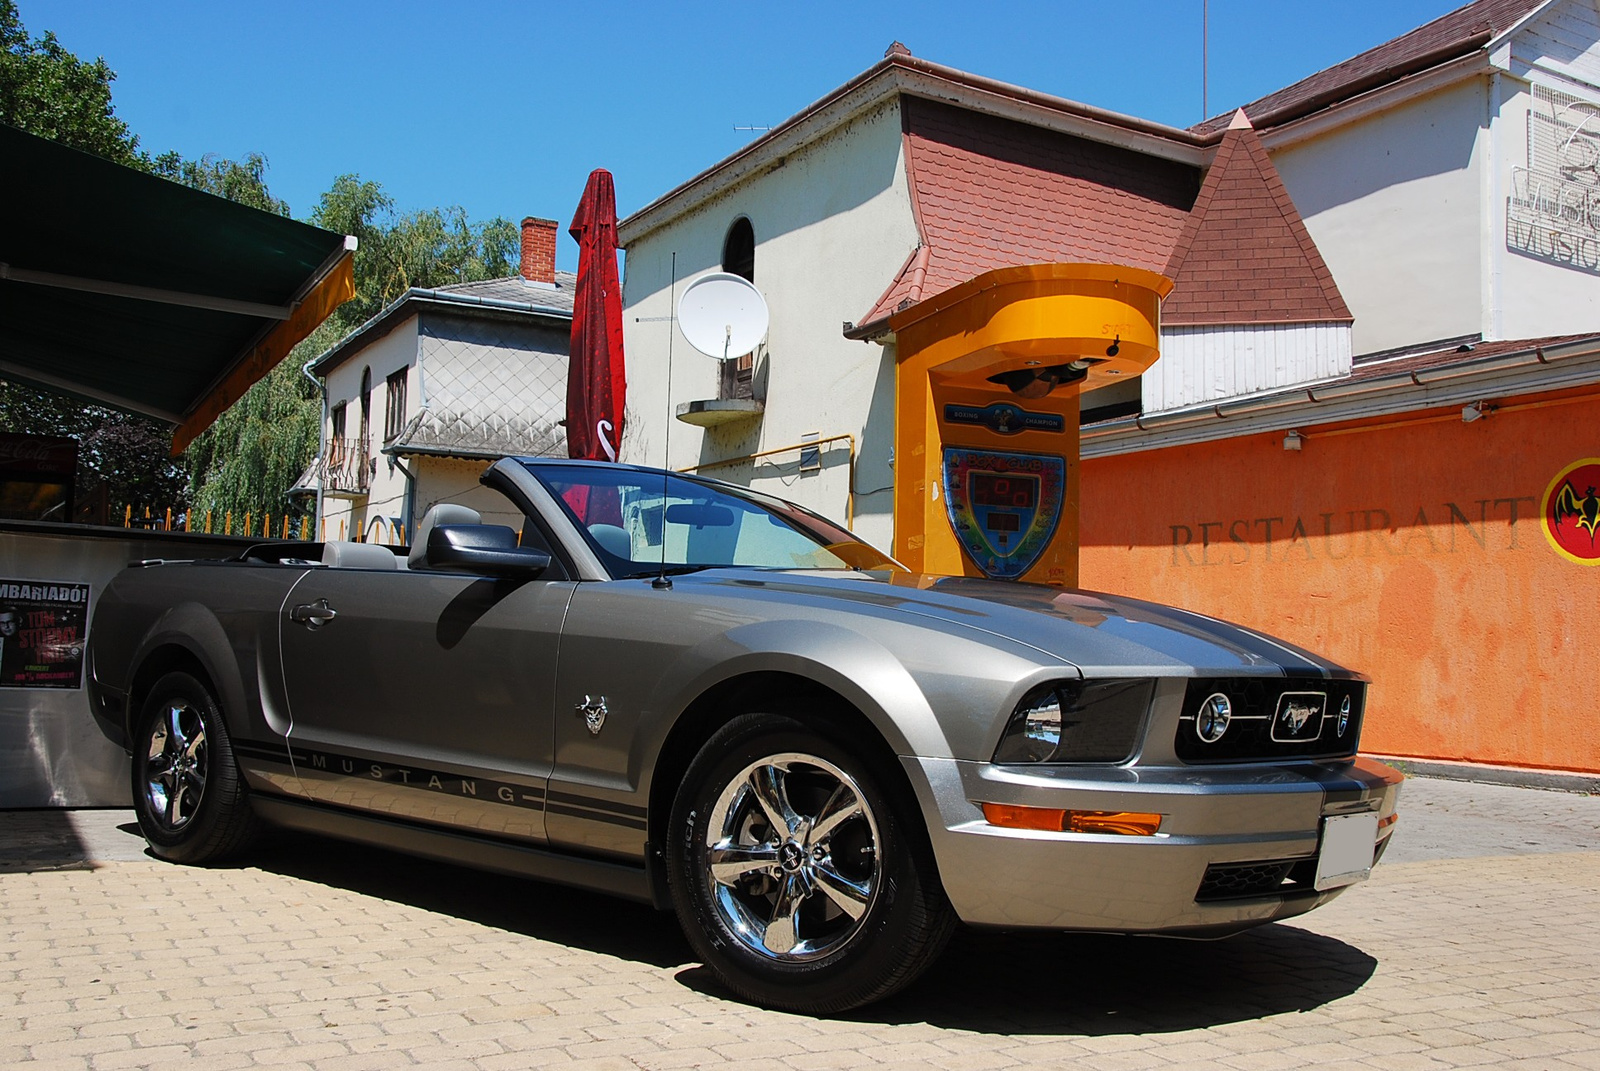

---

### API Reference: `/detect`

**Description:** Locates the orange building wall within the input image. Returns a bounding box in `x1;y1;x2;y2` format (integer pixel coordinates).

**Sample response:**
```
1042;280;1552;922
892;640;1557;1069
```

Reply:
1079;389;1600;774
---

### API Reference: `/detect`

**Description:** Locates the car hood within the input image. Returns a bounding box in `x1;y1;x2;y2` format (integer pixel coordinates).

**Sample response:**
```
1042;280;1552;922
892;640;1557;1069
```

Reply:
685;569;1351;678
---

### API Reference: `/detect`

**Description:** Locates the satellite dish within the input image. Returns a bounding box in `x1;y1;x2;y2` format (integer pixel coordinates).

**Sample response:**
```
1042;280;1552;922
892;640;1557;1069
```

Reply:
677;272;769;360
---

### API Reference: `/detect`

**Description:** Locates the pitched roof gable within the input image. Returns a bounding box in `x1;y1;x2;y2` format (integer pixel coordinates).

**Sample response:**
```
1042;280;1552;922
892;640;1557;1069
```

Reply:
1162;112;1352;325
856;97;1199;330
1192;0;1547;135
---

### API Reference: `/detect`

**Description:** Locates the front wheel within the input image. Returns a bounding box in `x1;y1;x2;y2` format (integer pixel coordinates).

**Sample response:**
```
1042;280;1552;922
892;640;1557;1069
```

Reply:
130;670;257;864
667;713;954;1013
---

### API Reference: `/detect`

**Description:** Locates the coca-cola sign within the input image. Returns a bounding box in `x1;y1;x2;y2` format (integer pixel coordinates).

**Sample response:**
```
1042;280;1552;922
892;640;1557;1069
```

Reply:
0;433;77;478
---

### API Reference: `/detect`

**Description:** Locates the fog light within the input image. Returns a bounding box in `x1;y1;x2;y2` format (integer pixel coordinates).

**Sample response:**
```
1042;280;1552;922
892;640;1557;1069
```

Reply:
1196;692;1232;743
1066;810;1163;836
982;803;1162;835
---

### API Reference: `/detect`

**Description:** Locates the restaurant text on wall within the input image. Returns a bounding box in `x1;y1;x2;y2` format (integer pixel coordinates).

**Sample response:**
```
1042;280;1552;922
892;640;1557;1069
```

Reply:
1169;496;1541;566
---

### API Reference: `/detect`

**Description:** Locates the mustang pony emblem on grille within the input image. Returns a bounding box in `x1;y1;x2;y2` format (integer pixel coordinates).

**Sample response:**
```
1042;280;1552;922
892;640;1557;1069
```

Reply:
576;695;608;735
1272;693;1326;742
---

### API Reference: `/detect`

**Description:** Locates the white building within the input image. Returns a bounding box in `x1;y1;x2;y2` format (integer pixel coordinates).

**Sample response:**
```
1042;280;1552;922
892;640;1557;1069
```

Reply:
616;0;1600;555
309;217;574;543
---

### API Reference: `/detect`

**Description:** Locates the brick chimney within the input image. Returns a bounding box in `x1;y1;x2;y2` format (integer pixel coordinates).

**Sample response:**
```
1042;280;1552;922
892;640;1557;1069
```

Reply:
520;216;558;285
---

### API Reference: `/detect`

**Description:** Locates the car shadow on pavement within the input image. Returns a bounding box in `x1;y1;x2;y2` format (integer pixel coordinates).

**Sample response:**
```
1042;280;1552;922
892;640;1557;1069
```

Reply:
666;921;1379;1031
216;828;1377;1032
0;809;149;872
247;830;693;971
832;923;1377;1034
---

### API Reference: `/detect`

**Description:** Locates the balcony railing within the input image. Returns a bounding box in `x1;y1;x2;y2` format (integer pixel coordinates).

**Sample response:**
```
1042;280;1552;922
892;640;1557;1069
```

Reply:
319;437;371;496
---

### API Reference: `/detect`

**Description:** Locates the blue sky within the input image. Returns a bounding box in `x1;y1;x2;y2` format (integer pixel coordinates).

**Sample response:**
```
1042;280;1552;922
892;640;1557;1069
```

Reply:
23;1;1467;270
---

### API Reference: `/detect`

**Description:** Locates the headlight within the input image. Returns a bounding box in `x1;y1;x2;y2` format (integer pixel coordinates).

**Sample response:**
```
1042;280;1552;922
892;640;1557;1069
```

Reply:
993;679;1154;764
1195;692;1232;743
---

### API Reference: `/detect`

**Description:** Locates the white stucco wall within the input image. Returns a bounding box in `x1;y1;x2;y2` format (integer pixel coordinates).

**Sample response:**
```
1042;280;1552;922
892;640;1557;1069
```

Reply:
1272;79;1488;356
620;99;918;552
413;457;525;533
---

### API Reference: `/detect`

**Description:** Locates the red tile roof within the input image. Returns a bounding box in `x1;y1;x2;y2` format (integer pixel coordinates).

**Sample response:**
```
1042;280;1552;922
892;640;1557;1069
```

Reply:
1348;333;1598;379
1162;114;1351;325
857;97;1199;329
1192;0;1544;135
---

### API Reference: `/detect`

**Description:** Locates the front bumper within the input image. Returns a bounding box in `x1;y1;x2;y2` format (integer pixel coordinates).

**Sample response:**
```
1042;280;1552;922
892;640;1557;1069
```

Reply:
903;753;1403;933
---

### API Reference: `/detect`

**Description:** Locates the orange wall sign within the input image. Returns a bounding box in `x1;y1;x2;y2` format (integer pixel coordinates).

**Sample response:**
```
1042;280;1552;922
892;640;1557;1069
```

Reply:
1080;390;1600;775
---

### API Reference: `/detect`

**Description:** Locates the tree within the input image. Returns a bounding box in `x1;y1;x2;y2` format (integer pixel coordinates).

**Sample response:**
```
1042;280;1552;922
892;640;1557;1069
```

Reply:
2;2;521;530
1;1;295;524
184;178;520;527
0;388;187;520
182;354;322;532
149;151;291;217
309;175;518;323
0;0;141;165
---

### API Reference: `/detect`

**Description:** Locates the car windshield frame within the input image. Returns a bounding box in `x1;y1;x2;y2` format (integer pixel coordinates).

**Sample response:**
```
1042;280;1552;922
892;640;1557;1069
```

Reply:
519;461;903;580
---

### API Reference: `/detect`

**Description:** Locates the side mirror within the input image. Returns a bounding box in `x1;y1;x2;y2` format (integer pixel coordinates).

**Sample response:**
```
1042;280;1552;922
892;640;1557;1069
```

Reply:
425;524;550;578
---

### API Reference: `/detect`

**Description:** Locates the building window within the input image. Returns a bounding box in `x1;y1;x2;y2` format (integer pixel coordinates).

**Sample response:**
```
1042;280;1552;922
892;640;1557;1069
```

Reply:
359;367;372;447
718;218;757;400
384;369;408;441
722;217;754;282
331;402;346;443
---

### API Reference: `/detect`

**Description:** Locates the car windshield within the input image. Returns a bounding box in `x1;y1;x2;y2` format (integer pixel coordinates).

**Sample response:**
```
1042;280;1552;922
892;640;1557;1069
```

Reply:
523;462;903;579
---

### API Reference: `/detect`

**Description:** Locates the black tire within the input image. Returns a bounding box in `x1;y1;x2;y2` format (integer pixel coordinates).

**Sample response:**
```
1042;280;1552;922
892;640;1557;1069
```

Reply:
667;712;955;1013
130;670;257;864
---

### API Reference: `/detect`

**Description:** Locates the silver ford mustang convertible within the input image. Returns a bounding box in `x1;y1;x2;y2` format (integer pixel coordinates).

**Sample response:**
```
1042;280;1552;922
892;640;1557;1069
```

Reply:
87;457;1401;1013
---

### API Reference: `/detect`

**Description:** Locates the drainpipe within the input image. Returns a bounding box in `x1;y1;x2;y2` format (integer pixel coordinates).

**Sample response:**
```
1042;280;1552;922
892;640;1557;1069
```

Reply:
302;356;327;540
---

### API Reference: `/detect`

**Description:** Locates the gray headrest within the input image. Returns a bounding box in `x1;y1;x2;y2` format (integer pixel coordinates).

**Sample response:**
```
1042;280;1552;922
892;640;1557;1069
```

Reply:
587;523;631;559
408;503;483;569
322;541;399;570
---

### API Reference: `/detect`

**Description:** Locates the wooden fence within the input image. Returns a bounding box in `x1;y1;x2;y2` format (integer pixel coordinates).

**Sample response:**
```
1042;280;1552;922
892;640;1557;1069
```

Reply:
120;506;405;545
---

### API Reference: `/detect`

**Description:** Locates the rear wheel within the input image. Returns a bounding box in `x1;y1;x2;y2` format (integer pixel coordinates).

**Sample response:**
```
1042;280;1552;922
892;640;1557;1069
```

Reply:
131;671;257;863
668;712;954;1013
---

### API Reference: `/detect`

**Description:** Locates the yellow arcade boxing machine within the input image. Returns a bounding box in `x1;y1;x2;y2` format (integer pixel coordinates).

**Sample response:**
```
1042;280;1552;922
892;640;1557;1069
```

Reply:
889;264;1173;587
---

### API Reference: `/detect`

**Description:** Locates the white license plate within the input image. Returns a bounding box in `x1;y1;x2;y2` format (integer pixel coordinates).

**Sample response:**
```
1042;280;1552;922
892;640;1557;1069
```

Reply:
1314;812;1380;891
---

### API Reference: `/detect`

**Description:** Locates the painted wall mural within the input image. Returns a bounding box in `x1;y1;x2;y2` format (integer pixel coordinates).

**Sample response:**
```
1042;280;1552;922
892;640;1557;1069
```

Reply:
1507;83;1600;274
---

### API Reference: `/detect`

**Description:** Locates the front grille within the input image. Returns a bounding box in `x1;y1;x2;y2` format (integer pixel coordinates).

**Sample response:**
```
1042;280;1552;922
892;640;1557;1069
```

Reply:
1196;859;1314;902
1175;677;1365;763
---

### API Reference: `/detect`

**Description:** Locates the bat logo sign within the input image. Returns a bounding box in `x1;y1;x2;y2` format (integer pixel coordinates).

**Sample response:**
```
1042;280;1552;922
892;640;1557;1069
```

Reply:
1542;459;1600;566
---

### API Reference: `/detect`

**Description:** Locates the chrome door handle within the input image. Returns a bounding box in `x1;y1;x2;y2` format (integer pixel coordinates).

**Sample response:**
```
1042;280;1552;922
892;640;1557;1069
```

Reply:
290;598;338;630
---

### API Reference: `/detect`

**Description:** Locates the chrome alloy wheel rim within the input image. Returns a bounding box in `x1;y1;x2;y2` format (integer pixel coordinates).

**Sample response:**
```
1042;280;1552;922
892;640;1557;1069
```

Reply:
705;752;881;962
143;700;208;831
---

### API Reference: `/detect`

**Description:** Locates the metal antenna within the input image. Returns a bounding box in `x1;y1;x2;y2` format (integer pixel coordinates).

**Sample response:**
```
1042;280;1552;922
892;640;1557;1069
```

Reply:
1202;0;1210;121
653;252;676;591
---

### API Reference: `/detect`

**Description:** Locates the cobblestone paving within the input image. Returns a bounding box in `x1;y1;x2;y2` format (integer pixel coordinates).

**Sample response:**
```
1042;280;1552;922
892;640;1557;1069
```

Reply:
3;781;1598;1070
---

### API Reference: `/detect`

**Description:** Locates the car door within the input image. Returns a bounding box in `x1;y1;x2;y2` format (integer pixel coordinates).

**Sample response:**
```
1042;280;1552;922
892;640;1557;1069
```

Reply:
280;561;575;843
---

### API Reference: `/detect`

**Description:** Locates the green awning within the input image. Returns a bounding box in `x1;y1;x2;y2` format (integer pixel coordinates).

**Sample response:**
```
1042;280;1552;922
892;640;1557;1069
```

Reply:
0;124;354;453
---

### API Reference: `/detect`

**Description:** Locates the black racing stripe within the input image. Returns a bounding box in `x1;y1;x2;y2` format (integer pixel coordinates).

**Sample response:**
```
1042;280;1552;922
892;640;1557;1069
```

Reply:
233;740;293;765
545;789;646;818
545;800;648;831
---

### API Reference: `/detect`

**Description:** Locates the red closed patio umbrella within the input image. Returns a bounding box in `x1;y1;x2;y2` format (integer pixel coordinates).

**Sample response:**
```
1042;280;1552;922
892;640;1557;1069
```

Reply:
566;169;626;462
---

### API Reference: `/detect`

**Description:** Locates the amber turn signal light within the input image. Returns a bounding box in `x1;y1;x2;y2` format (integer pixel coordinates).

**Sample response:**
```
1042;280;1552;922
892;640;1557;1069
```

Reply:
1378;813;1399;831
981;803;1162;836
